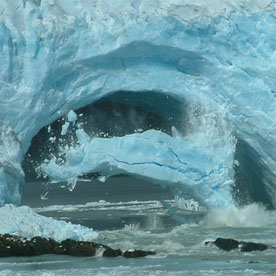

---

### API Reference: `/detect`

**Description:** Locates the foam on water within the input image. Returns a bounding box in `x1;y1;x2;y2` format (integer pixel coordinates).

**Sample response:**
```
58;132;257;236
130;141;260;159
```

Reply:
0;267;274;276
33;200;166;213
1;201;276;275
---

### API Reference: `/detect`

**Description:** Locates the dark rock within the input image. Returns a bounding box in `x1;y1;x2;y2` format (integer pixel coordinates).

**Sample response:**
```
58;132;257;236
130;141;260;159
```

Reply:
249;261;259;264
60;239;97;256
123;249;156;258
206;237;272;252
240;242;268;252
0;234;156;258
30;236;57;255
0;235;99;257
0;234;37;257
103;247;122;257
214;238;240;251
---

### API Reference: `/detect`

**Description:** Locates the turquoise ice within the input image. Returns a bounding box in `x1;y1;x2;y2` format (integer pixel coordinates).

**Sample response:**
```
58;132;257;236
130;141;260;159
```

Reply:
1;0;276;209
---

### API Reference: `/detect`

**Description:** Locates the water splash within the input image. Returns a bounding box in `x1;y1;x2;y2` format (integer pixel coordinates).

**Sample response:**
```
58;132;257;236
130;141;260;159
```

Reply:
201;203;276;227
175;196;206;212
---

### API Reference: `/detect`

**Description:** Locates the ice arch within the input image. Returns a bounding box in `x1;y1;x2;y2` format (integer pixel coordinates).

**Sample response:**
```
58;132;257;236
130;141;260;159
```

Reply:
0;33;236;208
1;0;276;210
21;88;235;209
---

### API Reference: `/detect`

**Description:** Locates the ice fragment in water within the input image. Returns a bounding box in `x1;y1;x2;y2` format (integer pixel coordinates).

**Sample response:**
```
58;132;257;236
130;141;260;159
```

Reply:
68;110;77;124
61;122;70;136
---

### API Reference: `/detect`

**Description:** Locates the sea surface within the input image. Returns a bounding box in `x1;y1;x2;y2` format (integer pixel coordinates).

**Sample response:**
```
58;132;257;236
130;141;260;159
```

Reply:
1;176;276;276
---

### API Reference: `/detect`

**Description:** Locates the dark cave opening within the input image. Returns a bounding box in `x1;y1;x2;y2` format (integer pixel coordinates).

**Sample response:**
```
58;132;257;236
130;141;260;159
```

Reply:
233;138;274;209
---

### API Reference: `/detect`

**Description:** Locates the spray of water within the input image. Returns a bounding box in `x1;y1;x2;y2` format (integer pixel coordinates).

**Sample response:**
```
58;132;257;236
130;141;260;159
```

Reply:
175;196;206;212
200;203;276;227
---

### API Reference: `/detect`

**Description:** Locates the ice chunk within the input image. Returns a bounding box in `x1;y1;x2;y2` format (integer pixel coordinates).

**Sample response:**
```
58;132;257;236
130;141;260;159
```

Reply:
40;129;235;209
0;204;98;241
61;122;70;136
68;110;77;124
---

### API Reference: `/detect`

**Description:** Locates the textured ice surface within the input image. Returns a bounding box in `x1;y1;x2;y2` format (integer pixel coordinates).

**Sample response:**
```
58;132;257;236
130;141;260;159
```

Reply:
40;127;235;208
0;123;24;205
0;204;98;241
1;0;276;208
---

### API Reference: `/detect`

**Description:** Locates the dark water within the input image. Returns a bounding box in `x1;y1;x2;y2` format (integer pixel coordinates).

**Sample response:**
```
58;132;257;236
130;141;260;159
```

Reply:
23;175;173;207
23;175;177;231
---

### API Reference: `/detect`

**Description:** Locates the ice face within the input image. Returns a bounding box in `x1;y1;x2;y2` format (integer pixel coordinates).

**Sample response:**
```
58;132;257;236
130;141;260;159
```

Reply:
1;0;276;208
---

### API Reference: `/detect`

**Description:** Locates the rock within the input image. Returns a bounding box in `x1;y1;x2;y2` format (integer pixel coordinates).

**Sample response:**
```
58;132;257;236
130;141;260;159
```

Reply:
103;247;122;257
123;249;156;258
60;239;97;256
0;234;155;258
240;241;268;252
30;236;57;255
213;238;240;251
0;234;98;257
249;261;259;264
0;234;37;257
205;238;271;252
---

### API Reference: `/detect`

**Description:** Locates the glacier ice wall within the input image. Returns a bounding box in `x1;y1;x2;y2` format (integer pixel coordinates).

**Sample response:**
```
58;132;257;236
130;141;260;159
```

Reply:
1;0;276;208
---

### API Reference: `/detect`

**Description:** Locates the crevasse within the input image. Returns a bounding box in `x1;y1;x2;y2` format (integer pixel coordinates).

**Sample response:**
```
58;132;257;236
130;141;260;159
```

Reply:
0;0;276;209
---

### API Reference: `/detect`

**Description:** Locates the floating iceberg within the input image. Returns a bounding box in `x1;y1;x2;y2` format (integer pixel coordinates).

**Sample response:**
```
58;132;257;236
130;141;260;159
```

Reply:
1;0;276;209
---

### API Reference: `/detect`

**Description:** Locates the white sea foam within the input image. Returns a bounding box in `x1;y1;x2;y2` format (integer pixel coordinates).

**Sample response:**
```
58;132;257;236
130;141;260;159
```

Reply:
0;204;98;241
200;203;276;227
34;200;167;213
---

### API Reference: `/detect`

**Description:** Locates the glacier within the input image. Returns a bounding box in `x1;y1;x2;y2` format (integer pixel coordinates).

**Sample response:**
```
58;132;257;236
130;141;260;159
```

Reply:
1;0;276;210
